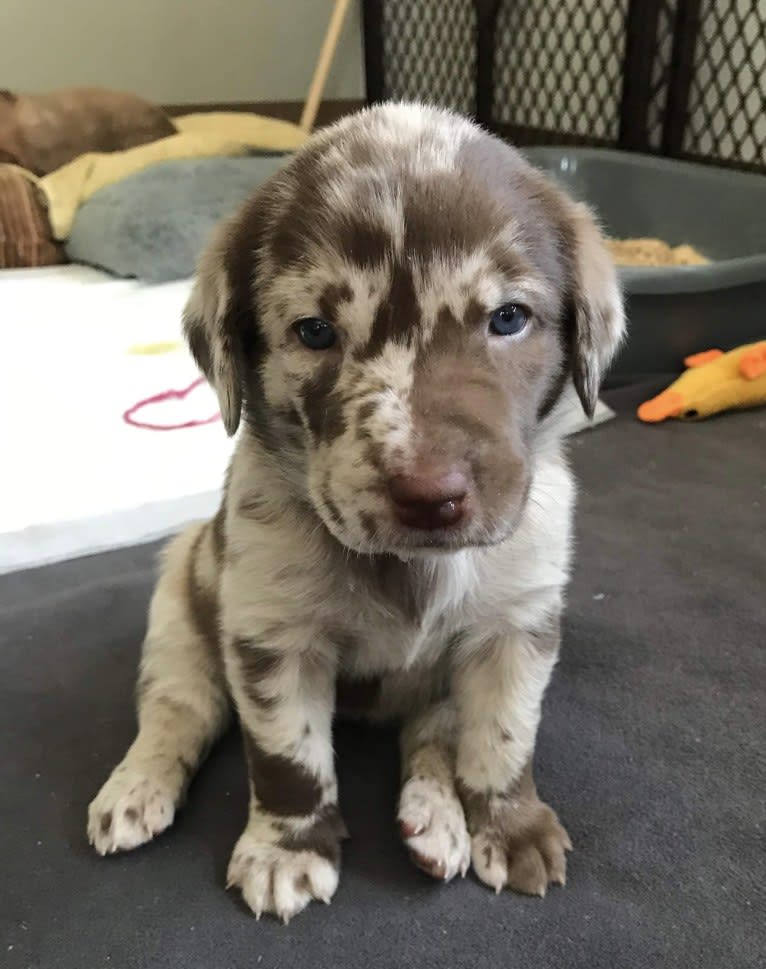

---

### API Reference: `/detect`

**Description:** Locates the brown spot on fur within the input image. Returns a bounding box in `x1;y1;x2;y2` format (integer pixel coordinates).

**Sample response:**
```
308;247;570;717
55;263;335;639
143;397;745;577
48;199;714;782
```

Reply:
232;637;283;710
268;165;318;269
124;807;139;823
356;398;377;431
464;297;486;330
266;147;335;270
363;442;386;478
238;491;280;525
318;282;353;323
280;803;348;865
457;765;529;833
458;761;571;895
280;404;303;428
186;529;220;652
328;627;359;653
429;304;465;356
537;354;569;420
357;262;419;361
242;730;322;816
401;169;499;259
300;364;346;443
436;304;456;333
271;220;308;268
186;323;213;380
100;811;112;834
487;241;533;285
243;361;306;455
322;494;345;528
336;675;382;718
336;218;391;269
359;511;377;541
343;552;436;625
211;506;226;564
322;400;347;444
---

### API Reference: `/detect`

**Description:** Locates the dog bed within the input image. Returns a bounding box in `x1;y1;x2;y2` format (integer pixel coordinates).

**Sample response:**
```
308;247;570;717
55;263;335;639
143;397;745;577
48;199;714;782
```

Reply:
1;385;762;969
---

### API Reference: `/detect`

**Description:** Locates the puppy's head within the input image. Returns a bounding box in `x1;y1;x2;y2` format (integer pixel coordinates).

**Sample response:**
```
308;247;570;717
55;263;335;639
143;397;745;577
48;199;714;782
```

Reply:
184;104;624;554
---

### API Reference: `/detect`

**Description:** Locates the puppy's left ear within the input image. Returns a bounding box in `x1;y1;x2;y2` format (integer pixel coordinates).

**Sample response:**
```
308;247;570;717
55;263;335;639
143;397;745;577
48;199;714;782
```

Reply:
183;205;260;435
565;201;626;417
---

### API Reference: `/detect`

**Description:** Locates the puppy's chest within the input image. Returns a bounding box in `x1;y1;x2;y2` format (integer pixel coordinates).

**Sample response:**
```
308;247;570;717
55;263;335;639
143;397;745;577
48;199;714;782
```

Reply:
332;557;472;675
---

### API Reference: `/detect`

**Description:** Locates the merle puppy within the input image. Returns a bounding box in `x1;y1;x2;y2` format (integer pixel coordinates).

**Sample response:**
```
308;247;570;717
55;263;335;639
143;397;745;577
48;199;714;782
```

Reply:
88;103;624;921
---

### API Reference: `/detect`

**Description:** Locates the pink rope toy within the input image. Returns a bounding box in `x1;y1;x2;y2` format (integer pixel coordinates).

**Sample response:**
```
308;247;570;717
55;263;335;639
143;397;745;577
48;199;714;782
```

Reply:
122;376;221;431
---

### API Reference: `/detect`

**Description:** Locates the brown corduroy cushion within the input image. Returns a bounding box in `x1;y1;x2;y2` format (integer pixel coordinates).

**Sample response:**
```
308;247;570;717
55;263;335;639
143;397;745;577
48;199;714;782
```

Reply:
0;166;65;268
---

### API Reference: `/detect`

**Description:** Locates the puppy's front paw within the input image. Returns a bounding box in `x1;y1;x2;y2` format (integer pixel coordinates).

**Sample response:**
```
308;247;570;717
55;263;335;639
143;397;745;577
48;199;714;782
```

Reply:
88;767;179;855
398;774;471;881
228;807;345;922
464;793;572;896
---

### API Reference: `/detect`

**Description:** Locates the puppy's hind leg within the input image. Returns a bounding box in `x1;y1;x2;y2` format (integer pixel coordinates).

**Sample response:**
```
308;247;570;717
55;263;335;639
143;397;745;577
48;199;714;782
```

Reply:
398;701;471;882
88;520;230;855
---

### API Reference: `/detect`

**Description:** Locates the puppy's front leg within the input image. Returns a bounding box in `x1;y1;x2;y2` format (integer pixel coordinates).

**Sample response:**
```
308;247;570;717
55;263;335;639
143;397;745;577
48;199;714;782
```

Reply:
454;619;572;896
225;637;344;922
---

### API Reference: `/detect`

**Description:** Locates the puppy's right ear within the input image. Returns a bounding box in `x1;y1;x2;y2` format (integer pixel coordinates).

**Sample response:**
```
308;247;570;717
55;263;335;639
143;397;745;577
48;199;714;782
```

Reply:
183;215;257;436
563;201;626;418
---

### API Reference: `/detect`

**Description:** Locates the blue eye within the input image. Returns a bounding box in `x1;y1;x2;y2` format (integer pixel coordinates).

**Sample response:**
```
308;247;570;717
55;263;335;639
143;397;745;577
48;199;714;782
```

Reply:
295;317;336;350
489;303;529;336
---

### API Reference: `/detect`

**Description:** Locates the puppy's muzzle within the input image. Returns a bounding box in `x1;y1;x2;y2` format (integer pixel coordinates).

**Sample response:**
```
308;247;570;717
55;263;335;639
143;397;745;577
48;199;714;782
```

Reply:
387;467;470;531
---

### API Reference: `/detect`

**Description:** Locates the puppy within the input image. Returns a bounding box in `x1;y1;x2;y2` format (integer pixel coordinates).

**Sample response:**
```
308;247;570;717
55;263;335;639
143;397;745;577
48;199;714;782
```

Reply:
88;103;624;921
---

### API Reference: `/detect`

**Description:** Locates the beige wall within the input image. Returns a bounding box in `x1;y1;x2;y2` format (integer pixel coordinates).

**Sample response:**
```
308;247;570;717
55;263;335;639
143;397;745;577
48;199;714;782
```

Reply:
0;0;365;104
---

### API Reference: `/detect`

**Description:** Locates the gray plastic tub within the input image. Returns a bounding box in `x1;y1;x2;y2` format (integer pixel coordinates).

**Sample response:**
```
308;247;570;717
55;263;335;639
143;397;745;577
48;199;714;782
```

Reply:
524;147;766;375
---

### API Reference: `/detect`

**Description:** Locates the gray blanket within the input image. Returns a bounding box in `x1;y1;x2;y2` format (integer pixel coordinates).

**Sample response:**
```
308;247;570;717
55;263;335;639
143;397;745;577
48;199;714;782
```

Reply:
65;155;289;281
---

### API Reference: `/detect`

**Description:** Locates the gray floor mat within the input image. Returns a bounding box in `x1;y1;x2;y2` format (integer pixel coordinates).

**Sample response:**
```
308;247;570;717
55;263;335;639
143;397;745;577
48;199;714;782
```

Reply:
2;394;763;969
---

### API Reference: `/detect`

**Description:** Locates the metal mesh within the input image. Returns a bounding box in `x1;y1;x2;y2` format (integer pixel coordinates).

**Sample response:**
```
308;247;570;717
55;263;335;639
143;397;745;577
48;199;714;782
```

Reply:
682;0;766;168
647;0;679;151
366;0;766;172
492;0;629;145
381;0;476;114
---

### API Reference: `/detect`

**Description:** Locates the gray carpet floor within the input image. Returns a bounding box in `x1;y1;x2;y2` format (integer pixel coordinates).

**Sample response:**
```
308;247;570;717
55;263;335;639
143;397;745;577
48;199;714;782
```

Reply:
2;384;764;969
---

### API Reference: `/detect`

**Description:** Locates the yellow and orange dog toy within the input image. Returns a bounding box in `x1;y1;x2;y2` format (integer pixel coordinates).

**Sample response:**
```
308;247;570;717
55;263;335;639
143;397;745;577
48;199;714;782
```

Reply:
638;341;766;423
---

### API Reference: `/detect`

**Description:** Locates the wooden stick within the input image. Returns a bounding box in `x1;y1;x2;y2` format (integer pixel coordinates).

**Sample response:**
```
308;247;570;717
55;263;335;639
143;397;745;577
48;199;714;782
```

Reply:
299;0;354;133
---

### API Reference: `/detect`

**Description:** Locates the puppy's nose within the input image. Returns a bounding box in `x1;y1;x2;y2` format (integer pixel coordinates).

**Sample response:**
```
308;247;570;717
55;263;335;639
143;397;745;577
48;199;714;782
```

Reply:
387;469;469;530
